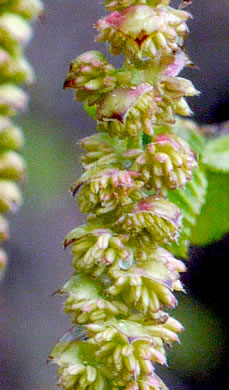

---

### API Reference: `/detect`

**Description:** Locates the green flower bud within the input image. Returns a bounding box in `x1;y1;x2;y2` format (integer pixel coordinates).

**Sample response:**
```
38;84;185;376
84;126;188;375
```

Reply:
0;179;22;212
62;274;128;324
74;168;144;215
58;358;104;390
97;85;158;138
50;340;108;390
0;116;24;150
114;196;182;245
161;76;199;98
80;133;120;170
108;246;185;313
130;133;197;192
148;133;197;190
0;150;26;181
0;214;9;241
0;49;34;84
0;84;28;116
8;0;44;20
93;329;164;381
64;226;132;277
96;5;189;62
0;13;32;55
85;318;182;386
153;75;199;124
64;51;116;105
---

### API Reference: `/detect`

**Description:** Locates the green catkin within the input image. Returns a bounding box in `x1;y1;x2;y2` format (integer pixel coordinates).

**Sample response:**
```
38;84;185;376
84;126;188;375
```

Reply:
51;1;201;389
0;0;43;278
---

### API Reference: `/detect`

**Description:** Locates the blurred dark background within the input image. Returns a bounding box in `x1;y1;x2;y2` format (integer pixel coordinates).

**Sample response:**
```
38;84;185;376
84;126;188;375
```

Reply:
1;0;229;389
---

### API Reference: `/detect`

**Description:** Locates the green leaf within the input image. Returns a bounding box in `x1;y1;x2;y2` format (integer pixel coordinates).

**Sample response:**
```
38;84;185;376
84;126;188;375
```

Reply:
83;102;96;120
191;170;229;245
202;134;229;172
163;119;208;257
171;119;206;155
169;295;224;376
168;166;208;258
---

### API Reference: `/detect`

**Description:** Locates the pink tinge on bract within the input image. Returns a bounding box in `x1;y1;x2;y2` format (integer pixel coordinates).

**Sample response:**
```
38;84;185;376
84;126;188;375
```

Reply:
137;196;182;227
100;10;122;29
76;51;104;67
97;5;166;38
97;84;153;123
155;134;181;149
163;51;189;77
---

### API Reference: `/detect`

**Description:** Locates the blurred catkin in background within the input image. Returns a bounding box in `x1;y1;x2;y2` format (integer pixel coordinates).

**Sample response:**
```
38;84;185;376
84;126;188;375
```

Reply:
0;0;43;277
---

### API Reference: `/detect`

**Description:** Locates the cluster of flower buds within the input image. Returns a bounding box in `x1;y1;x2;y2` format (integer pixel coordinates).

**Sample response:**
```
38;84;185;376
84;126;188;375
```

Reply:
64;51;117;106
108;246;185;315
124;133;197;194
96;85;159;138
62;274;128;324
75;168;144;215
84;316;183;388
0;0;43;277
105;0;171;12
96;5;189;61
64;226;133;277
79;133;122;170
52;0;200;389
115;197;182;245
50;342;106;390
95;75;198;137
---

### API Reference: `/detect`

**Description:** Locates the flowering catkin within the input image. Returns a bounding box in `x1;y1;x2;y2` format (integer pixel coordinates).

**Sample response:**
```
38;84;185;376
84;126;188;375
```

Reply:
0;0;43;278
51;1;200;389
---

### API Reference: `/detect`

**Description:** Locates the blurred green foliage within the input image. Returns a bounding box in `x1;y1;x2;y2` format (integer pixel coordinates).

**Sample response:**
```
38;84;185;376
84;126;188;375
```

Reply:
168;295;224;377
20;116;80;208
192;171;229;245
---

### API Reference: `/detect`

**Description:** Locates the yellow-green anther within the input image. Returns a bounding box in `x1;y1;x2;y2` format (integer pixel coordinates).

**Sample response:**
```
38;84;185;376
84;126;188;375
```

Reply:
164;315;184;333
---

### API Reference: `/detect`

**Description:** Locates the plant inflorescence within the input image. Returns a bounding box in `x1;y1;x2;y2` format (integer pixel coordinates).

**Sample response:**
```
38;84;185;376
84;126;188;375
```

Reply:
50;1;210;389
0;0;43;277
